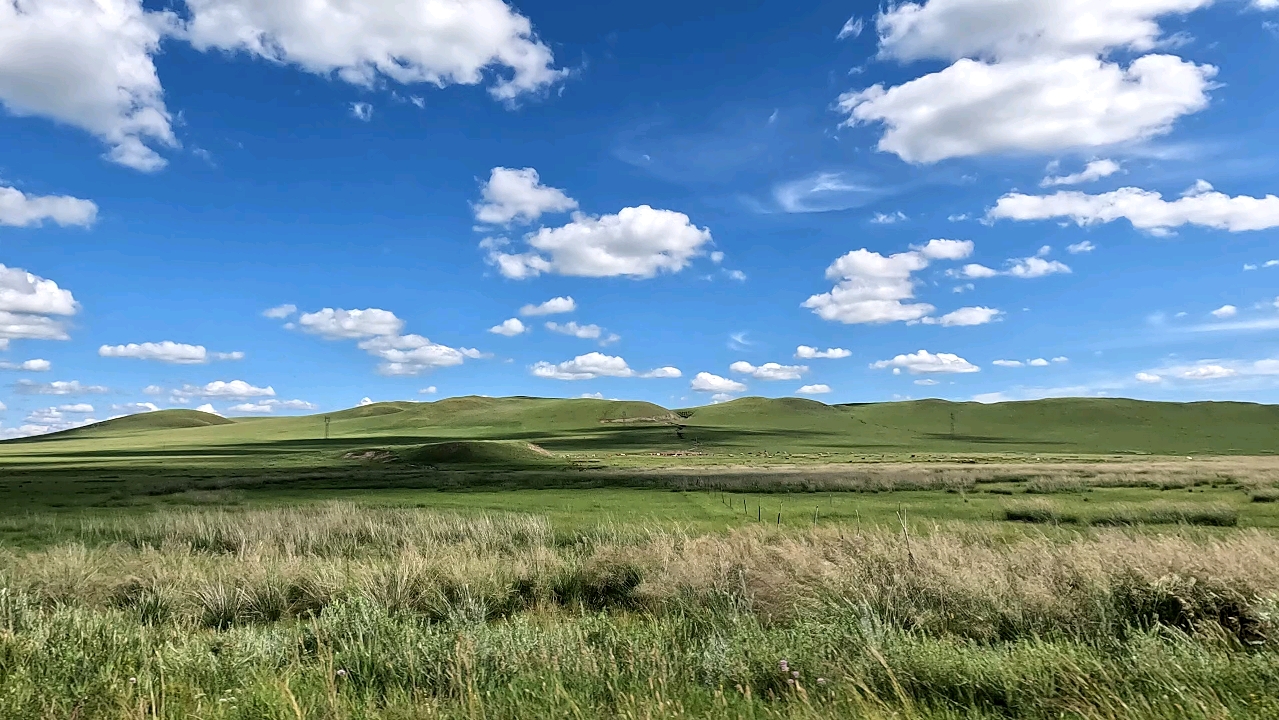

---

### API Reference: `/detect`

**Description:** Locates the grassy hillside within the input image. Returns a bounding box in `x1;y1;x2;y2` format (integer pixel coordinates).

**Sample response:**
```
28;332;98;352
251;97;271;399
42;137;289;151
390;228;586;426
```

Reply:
1;397;1277;475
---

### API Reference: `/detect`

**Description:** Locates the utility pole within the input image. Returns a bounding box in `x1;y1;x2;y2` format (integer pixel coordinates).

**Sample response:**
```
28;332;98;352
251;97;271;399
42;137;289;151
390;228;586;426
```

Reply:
949;410;956;438
324;415;331;440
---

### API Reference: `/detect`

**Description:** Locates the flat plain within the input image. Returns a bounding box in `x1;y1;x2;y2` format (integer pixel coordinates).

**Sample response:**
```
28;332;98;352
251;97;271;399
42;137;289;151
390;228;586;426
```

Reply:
1;396;1278;718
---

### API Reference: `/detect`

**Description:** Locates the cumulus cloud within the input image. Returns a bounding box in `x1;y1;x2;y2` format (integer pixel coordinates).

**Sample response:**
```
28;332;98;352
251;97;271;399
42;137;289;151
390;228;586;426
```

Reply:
871;350;980;374
1137;357;1279;383
1135;372;1163;383
988;181;1279;232
544;321;617;344
293;306;480;376
729;361;807;381
262;304;297;319
953;251;1070;280
486;206;713;279
0;185;98;227
520;296;576;316
420;386;438;394
796;384;832;395
1041;159;1122;187
795;346;851;359
0;265;80;344
839;0;1215;163
530;352;678;381
0;0;178;170
358;334;482;376
1211;304;1238;319
473;167;577;225
992;359;1024;368
298;308;405;339
919;306;1002;326
194;403;221;415
1067;241;1096;254
1028;358;1051;367
173;380;275;399
181;0;565;101
0;358;51;371
98;341;244;364
803;239;972;325
15;379;109;395
226;398;318;414
358;397;374;406
489;318;528;336
691;372;747;393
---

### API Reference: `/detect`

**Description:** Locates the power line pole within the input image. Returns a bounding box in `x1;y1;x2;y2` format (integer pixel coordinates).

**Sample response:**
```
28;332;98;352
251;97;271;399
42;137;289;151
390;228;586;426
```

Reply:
324;415;331;440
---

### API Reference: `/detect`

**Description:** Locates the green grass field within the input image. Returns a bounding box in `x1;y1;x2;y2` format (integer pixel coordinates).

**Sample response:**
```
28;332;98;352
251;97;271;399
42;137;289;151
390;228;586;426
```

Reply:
2;396;1279;718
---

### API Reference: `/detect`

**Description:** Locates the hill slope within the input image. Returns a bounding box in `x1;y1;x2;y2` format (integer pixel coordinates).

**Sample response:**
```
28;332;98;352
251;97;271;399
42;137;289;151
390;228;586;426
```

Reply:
2;396;1277;462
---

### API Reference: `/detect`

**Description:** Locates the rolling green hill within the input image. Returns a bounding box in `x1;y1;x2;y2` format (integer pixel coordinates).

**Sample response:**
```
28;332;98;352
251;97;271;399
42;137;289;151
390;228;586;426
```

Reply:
1;396;1276;471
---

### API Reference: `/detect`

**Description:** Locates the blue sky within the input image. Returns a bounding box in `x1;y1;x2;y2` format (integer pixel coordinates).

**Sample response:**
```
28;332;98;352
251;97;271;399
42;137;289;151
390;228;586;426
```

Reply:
2;0;1279;435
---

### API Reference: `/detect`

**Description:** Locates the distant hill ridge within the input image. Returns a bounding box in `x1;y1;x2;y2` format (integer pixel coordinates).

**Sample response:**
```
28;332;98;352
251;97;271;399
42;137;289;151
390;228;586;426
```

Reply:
5;395;1278;455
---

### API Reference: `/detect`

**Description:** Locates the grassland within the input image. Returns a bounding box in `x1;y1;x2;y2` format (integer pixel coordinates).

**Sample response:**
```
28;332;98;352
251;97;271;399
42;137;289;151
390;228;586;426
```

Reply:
1;397;1278;717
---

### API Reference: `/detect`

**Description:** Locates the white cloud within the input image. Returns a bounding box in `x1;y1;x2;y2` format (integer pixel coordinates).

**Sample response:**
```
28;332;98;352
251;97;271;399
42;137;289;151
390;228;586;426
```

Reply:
0;185;98;227
724;269;747;282
0;264;79;317
914;378;940;386
875;0;1212;61
298;308;405;339
1028;358;1050;367
15;379;109;395
1040;159;1122;187
358;334;481;376
805;250;926;324
989;181;1279;232
226;398;317;414
420;386;437;394
773;172;875;213
142;384;163;395
98;341;244;364
181;0;565;101
1053;356;1069;363
1067;241;1096;254
263;303;297;319
837;15;863;40
871;350;980;374
1135;372;1163;383
691;372;747;393
916;238;975;260
840;55;1214;164
992;359;1024;368
871;210;907;224
545;321;602;339
487;205;713;279
729;361;808;381
580;391;605;399
350;102;373;121
519;296;576;316
358;397;374;406
0;358;51;371
841;1;1216;163
1180;364;1236;379
0;0;178;170
805;239;975;325
920;306;1002;326
193;403;220;415
174;380;275;399
489;318;528;336
1007;256;1072;278
972;392;1009;404
112;401;159;414
796;346;852;359
57;403;94;413
796;384;832;395
1211;304;1238;319
1245;263;1258;271
710;393;735;404
530;352;677;381
473;167;577;225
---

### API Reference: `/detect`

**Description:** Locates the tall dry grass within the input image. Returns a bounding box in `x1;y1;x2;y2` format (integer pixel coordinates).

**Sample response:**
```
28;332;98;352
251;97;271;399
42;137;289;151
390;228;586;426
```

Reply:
2;504;1278;718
